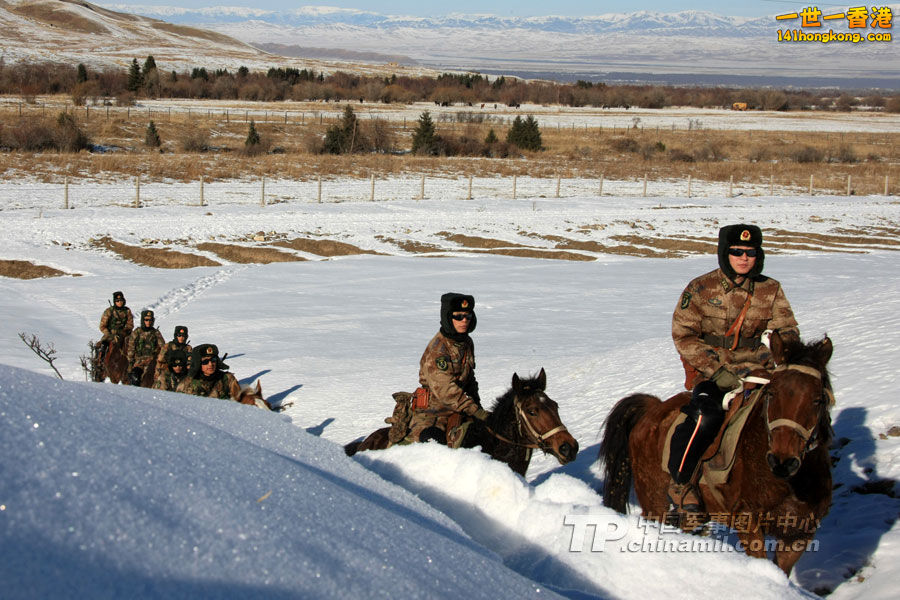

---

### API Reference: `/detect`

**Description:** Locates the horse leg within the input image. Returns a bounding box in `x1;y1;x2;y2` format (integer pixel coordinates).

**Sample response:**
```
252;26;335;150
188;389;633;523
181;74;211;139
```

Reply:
736;531;768;560
774;535;814;575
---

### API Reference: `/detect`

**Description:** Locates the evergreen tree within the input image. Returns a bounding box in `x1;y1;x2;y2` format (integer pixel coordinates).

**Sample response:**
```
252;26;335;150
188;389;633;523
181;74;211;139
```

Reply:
484;128;498;145
506;115;542;151
76;63;88;84
245;120;261;148
145;120;161;148
237;66;249;78
411;111;437;155
142;55;157;76
126;58;142;92
323;105;359;154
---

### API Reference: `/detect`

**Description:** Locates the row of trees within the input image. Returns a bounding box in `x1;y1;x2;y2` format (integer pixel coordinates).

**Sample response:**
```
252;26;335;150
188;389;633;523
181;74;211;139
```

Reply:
2;56;898;112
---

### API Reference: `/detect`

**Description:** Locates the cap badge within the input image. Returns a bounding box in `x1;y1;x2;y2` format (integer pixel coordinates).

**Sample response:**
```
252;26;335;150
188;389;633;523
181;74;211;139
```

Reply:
461;300;469;308
740;229;751;241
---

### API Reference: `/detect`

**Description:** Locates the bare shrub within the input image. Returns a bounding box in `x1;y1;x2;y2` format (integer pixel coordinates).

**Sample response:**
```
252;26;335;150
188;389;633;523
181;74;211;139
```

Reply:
829;144;858;163
611;137;639;153
668;148;694;162
789;145;824;163
180;129;210;152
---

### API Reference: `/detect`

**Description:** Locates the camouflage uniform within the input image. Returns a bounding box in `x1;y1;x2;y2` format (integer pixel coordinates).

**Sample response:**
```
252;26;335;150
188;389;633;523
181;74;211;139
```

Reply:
175;343;241;401
152;349;188;392
673;267;799;383
126;310;165;376
156;326;192;377
99;295;134;344
408;293;482;442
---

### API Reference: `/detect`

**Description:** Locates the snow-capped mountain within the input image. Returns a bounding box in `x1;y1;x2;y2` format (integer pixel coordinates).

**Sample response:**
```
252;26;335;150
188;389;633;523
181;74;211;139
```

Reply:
96;4;900;86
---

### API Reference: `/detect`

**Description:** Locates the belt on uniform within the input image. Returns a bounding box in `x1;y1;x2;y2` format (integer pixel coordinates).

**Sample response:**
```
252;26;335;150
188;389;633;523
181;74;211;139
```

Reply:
702;333;761;350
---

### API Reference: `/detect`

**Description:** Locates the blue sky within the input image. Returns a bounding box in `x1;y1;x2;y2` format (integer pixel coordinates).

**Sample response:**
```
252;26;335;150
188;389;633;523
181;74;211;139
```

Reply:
105;1;824;18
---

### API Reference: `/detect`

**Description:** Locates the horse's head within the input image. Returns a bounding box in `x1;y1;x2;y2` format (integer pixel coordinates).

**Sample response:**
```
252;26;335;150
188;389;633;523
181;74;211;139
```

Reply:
763;332;833;479
510;368;579;464
236;380;271;410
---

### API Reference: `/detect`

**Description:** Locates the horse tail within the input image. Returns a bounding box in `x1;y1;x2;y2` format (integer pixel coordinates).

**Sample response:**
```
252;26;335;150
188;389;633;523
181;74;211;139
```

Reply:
599;394;656;513
344;440;362;457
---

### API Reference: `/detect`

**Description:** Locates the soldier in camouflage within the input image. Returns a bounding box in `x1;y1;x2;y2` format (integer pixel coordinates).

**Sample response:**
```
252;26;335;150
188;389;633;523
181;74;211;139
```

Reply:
407;292;489;444
97;290;134;355
155;325;192;378
175;343;241;401
667;224;799;520
152;348;188;392
126;309;166;387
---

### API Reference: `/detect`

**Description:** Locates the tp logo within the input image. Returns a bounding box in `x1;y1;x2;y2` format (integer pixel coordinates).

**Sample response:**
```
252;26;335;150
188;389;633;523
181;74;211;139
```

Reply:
564;514;629;552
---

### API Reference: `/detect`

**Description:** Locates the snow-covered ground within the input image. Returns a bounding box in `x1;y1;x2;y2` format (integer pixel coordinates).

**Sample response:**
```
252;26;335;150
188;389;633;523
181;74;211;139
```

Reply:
1;182;899;598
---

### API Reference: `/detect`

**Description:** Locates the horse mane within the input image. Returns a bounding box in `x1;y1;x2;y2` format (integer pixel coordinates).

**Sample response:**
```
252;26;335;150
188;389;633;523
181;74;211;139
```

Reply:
779;334;833;446
487;373;544;424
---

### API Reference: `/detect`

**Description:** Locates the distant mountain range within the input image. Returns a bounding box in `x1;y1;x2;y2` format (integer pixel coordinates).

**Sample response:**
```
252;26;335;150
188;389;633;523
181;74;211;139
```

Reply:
98;4;900;88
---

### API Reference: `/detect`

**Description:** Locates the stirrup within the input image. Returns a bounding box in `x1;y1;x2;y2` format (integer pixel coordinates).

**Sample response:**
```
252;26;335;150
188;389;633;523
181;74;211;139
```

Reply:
667;482;706;516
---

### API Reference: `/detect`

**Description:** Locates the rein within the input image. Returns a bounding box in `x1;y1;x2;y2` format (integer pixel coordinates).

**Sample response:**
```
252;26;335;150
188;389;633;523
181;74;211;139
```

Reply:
762;364;826;453
484;393;568;452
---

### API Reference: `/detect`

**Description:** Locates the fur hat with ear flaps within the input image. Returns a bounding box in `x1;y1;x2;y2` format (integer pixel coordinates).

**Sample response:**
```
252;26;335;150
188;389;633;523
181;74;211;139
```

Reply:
439;292;476;341
717;224;765;281
189;343;229;377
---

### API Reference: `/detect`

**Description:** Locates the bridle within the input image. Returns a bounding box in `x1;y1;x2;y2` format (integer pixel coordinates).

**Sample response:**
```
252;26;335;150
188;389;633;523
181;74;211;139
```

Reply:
485;391;569;456
762;364;828;456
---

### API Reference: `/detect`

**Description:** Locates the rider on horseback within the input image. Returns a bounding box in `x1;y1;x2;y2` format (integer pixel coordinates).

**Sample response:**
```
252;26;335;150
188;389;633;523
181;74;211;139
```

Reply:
407;293;489;445
97;291;134;359
156;325;192;377
152;348;188;391
126;309;166;387
668;224;800;521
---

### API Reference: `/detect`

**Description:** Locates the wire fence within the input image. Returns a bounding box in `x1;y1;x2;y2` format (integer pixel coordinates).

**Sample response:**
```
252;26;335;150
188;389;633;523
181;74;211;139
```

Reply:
0;173;892;212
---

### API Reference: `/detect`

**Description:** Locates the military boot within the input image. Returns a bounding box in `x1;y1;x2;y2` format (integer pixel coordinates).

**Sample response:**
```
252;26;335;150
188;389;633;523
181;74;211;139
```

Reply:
667;480;708;525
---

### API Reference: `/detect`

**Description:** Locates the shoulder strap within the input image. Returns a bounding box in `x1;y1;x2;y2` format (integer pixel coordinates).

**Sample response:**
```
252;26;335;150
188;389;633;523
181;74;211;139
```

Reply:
724;289;753;351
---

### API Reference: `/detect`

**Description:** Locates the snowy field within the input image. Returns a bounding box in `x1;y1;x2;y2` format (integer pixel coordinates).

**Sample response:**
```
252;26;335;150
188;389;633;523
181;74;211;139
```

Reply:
1;183;899;599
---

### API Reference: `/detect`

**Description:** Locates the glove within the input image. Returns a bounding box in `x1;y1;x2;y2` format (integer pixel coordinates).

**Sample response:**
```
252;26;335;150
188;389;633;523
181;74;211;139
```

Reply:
473;408;490;421
710;366;740;391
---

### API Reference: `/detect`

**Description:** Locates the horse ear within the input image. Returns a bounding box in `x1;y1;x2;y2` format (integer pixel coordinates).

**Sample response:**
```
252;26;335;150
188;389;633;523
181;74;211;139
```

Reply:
770;330;786;365
817;336;833;366
255;380;262;395
512;372;521;392
537;367;546;391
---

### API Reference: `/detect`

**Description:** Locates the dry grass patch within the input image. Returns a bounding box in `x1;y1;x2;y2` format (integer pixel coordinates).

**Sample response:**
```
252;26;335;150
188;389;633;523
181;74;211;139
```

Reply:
611;234;716;256
768;229;900;249
195;242;306;264
459;248;595;261
374;235;444;254
92;236;220;268
437;232;531;249
12;2;110;35
272;238;381;256
0;259;69;279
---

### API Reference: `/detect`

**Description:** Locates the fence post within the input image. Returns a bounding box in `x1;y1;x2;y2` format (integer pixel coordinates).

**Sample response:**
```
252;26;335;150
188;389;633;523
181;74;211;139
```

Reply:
200;176;205;206
770;174;774;196
599;174;604;196
419;175;425;200
260;177;266;206
642;174;648;197
135;175;140;208
512;175;517;199
847;175;851;196
885;175;890;196
729;175;734;198
555;176;561;198
687;175;692;198
64;176;69;209
467;175;473;200
809;174;814;196
370;174;375;201
317;176;322;204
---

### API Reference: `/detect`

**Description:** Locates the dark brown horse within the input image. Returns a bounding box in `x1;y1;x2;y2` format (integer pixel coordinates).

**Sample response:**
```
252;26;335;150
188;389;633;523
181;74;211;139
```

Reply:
345;369;579;477
599;332;833;574
96;334;130;384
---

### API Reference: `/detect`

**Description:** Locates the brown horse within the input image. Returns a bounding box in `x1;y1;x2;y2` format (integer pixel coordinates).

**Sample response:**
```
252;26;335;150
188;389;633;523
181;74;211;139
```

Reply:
599;332;833;574
97;335;130;384
345;369;579;477
235;381;272;410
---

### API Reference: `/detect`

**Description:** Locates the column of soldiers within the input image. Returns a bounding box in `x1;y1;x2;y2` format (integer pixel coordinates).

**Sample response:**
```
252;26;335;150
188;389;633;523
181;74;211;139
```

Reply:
97;291;241;402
